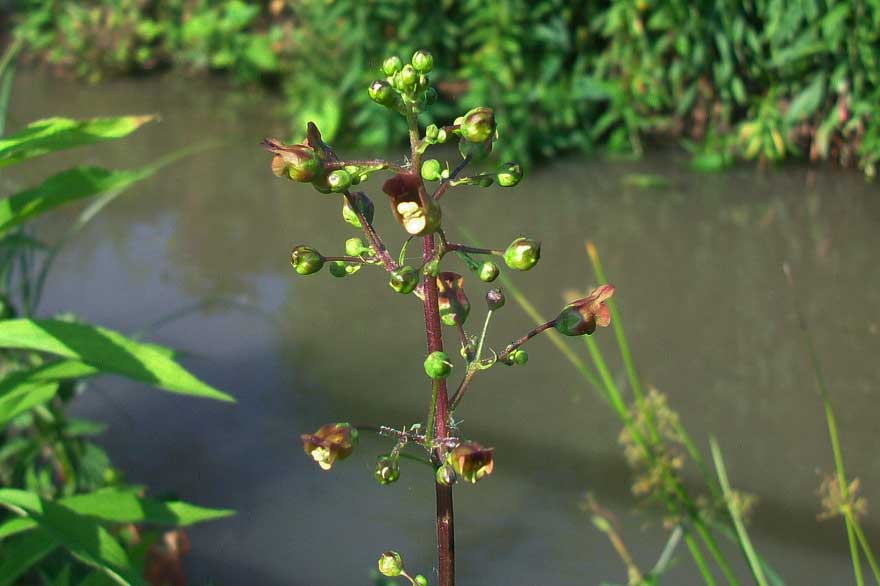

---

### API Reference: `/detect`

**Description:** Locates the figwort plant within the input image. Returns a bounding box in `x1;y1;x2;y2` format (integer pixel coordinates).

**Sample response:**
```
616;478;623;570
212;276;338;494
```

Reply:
263;50;613;586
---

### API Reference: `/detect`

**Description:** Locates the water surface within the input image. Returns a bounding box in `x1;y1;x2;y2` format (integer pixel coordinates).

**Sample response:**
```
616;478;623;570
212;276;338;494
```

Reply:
5;71;880;585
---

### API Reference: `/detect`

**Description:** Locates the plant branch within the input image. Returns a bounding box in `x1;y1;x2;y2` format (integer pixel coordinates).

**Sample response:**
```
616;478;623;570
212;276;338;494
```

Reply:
445;243;502;256
433;154;472;200
497;319;557;362
343;190;397;272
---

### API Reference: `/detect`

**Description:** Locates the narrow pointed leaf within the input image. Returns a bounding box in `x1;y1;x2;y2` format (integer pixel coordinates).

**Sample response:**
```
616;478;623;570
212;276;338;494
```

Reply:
0;320;233;402
0;529;58;586
0;490;139;586
0;166;155;233
0;116;155;169
59;488;233;526
0;516;38;540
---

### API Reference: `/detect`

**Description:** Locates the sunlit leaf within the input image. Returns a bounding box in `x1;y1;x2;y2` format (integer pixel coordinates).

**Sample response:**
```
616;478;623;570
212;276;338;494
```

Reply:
59;487;234;526
0;489;139;586
0;319;234;402
0;166;156;233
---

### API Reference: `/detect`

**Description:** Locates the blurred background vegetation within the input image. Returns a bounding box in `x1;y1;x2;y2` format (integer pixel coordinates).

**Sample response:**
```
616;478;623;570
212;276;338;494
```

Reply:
2;0;879;176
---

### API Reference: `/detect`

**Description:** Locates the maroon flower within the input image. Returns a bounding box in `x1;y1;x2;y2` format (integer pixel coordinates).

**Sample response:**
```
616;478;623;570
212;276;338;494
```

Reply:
382;172;441;235
300;423;358;471
436;272;471;326
447;442;494;484
554;284;615;336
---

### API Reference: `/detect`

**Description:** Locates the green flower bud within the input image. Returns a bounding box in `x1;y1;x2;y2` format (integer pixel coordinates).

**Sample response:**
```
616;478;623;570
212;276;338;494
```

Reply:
411;50;434;73
460;107;496;143
342;192;375;228
374;455;400;485
327;169;352;192
378;551;404;577
512;349;529;365
414;575;429;586
369;80;397;108
435;464;457;486
423;259;440;277
503;237;541;271
329;260;348;278
486;288;505;310
424;351;452;380
290;245;324;275
478;261;500;282
262;139;323;182
426;124;440;140
345;237;366;257
421;159;442;182
496;162;523;187
389;265;419;294
398;64;417;91
436;128;448;143
382;55;402;76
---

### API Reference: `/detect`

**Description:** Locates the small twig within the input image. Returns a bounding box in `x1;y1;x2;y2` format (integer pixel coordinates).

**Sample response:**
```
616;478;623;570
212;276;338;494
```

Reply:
444;243;502;256
449;367;477;411
433;154;472;200
343;191;397;272
497;319;557;363
321;255;372;264
328;158;408;174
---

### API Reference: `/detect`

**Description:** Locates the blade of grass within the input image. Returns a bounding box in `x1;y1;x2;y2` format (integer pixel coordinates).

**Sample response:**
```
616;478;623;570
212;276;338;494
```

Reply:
782;263;873;586
710;437;769;586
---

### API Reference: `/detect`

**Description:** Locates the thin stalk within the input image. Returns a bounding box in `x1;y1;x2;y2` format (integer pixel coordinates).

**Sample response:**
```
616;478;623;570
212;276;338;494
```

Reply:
433;154;472;200
445;243;502;256
422;234;455;586
783;264;871;586
496;319;556;362
710;437;769;586
853;522;880;583
685;532;718;586
343;190;397;272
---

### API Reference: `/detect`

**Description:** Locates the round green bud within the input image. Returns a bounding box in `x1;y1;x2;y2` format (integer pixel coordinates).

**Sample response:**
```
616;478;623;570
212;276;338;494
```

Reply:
426;124;440;140
496;162;523;187
398;64;417;90
290;246;324;275
411;50;434;73
374;455;400;485
327;169;352;192
421;159;442;182
460;107;496;143
423;259;440;277
345;237;366;257
414;575;429;586
435;464;456;486
486;288;505;310
389;265;419;294
342;192;375;228
378;551;404;577
382;55;402;76
512;349;529;365
436;128;448;143
368;80;396;107
424;351;452;380
503;237;541;271
329;260;348;278
478;261;499;282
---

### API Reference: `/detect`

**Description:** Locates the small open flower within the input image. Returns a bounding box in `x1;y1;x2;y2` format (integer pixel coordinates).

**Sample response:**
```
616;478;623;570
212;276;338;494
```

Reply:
300;423;358;471
382;172;441;236
436;272;471;326
554;284;615;336
447;442;494;484
263;122;337;185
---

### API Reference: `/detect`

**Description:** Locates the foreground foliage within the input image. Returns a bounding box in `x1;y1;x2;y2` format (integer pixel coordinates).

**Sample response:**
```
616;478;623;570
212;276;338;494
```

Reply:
0;47;232;585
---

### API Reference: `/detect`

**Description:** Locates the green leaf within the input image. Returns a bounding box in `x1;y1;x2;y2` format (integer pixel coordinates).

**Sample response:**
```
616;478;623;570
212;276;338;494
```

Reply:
0;320;234;402
0;116;155;169
785;75;826;125
59;488;234;526
0;166;156;233
0;490;139;586
0;529;58;586
0;516;38;540
0;379;57;425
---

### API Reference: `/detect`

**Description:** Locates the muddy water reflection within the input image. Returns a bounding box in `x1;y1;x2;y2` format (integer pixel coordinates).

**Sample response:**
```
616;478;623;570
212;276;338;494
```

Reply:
5;71;879;585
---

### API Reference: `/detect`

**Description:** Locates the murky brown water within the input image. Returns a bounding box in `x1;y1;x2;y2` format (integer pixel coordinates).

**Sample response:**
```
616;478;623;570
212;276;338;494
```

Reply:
5;71;880;585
